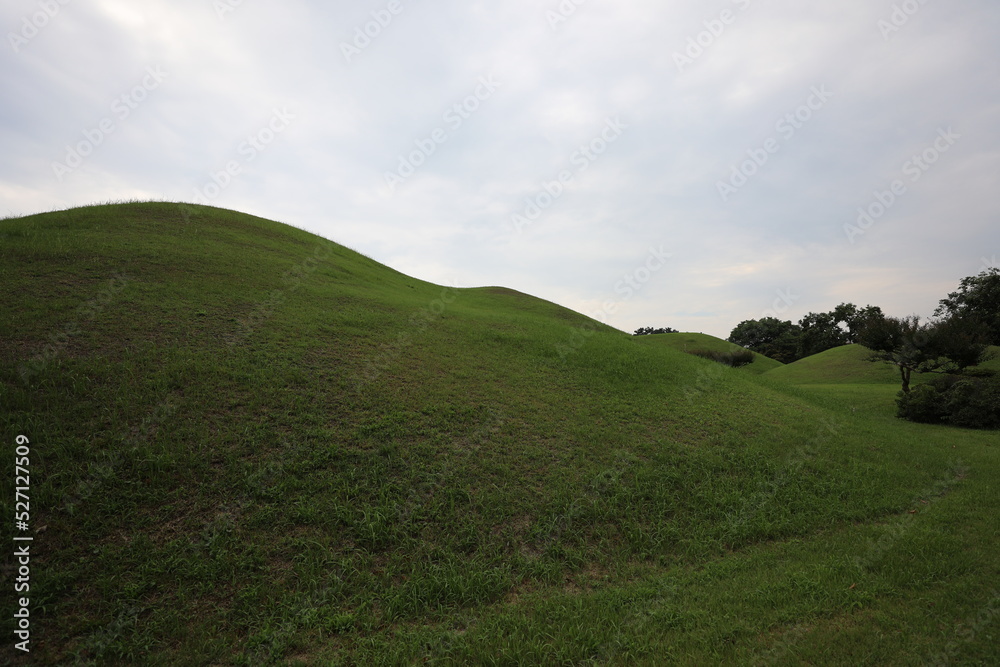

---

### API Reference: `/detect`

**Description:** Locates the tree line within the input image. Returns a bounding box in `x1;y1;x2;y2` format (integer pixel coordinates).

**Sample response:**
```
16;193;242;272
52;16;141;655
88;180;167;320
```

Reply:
728;303;885;364
629;269;998;427
726;269;999;365
731;268;1000;429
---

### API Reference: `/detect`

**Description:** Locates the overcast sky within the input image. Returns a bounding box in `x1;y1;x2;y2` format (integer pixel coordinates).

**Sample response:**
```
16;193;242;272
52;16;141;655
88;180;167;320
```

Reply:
3;0;998;338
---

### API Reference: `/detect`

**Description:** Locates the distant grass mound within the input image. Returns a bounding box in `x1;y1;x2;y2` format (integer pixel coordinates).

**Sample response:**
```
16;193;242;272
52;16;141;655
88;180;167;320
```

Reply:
633;332;783;374
764;343;902;385
2;202;999;665
766;343;1000;386
979;346;1000;372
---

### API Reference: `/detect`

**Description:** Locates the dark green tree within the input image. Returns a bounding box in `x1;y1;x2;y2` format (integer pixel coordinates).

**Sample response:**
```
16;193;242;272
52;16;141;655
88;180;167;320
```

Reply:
728;318;801;364
857;314;991;394
797;311;847;358
934;268;1000;345
796;303;884;357
833;303;884;343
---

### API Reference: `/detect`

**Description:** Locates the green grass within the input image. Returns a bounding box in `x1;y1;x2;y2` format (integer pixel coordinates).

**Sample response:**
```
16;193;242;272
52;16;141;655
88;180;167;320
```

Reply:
1;202;998;665
978;346;1000;373
765;344;905;385
633;332;784;374
765;343;1000;387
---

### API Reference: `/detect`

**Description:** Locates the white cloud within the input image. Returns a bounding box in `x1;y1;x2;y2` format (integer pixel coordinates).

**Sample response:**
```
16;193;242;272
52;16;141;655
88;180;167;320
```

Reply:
2;0;999;338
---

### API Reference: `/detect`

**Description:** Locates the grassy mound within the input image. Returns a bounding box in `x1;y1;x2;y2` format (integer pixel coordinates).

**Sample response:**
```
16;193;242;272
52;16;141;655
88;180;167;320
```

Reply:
978;346;1000;372
764;344;902;385
2;202;998;665
633;332;783;374
766;344;1000;387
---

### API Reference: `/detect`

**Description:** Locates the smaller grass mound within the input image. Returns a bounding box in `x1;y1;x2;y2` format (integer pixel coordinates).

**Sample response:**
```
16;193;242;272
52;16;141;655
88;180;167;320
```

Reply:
767;344;1000;386
978;346;1000;372
633;332;782;374
765;344;900;385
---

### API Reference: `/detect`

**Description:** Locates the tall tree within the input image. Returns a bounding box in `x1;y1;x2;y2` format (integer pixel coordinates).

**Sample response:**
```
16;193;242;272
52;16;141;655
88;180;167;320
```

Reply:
833;303;884;343
796;303;884;357
858;314;991;393
728;318;801;364
797;311;847;357
729;304;886;364
935;268;1000;345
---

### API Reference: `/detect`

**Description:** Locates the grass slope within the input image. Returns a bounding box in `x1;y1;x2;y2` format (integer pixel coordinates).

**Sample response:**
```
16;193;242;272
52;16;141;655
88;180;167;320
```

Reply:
765;344;903;385
766;343;1000;387
2;202;998;665
633;332;784;375
980;346;1000;372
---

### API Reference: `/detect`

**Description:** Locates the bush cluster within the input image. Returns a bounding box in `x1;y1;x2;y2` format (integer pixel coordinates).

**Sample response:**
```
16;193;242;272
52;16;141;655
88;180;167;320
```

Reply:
896;372;1000;430
633;327;679;336
688;348;755;368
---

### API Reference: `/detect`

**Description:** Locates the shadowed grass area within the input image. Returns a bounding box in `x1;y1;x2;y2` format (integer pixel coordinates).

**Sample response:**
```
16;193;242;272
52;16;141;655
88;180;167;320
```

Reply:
1;202;997;665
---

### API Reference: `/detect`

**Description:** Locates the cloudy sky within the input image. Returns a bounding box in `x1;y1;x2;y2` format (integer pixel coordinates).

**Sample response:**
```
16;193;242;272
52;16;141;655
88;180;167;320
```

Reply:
3;0;998;338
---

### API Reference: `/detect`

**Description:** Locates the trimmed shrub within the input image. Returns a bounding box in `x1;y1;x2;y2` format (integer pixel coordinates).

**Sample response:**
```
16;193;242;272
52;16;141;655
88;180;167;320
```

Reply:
896;384;947;424
944;376;1000;429
895;374;1000;429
